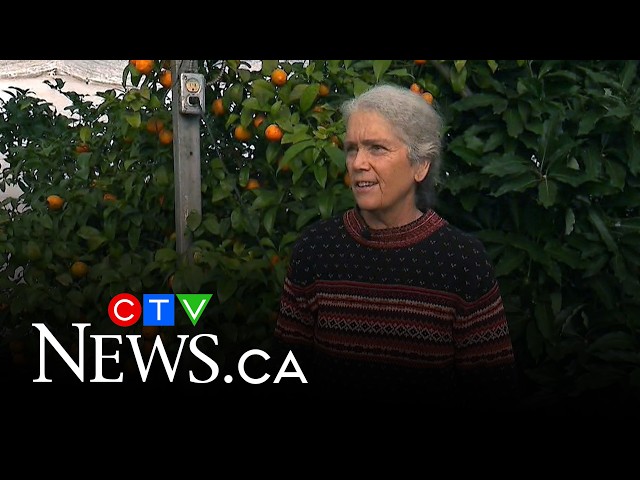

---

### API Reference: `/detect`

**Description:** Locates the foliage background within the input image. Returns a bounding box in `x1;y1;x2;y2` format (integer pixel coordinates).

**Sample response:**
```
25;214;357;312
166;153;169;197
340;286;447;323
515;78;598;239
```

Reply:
1;60;639;411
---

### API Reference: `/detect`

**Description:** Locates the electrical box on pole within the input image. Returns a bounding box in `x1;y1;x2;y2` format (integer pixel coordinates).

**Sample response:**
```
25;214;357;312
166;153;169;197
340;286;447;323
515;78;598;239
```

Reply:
171;60;202;260
179;73;206;115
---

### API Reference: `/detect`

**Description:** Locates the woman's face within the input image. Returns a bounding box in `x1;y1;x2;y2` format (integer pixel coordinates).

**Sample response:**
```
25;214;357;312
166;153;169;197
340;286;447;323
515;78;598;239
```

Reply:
344;110;428;228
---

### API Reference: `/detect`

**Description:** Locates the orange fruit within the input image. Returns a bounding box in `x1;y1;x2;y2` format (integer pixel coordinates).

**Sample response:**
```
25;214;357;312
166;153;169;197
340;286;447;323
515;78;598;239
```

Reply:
422;92;434;105
253;114;266;128
46;194;64;211
269;254;281;269
103;193;117;202
70;261;90;279
133;60;154;75
159;129;173;145
212;98;225;117
312;105;324;113
75;143;90;153
318;83;330;97
271;68;287;87
245;178;260;191
278;157;291;172
414;60;428;65
159;69;172;89
146;118;164;134
265;124;283;143
234;125;252;142
330;135;342;148
409;83;423;94
344;172;352;187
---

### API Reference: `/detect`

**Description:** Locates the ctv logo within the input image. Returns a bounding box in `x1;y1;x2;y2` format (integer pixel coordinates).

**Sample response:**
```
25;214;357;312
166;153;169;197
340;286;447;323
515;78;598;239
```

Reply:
108;293;213;327
31;292;307;384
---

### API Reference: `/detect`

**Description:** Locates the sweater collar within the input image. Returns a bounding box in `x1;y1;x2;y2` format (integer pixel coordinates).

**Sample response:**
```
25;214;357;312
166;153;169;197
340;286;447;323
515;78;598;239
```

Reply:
343;207;446;249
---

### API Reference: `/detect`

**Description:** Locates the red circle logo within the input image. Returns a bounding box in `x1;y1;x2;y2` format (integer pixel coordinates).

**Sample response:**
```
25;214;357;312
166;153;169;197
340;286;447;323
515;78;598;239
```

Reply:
108;293;142;327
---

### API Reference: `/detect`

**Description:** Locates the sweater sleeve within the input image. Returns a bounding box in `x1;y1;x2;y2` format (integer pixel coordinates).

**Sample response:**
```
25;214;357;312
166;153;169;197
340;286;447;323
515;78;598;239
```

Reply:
452;250;519;407
271;233;318;383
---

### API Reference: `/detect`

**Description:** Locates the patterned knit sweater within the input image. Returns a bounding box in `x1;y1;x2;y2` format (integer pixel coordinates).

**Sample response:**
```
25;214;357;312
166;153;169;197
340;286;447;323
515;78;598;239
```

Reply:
273;208;518;407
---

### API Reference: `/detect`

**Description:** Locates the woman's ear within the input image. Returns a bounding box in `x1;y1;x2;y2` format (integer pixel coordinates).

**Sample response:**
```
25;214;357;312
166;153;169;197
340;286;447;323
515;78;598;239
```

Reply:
414;162;431;183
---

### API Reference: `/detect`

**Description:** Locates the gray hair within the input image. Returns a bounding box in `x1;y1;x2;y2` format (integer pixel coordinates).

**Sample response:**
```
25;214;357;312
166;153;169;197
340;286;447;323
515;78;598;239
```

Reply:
340;83;443;210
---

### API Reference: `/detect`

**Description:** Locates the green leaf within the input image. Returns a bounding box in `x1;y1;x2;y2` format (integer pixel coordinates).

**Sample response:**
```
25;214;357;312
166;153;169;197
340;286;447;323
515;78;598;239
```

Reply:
77;225;102;239
125;112;141;128
373;60;392;81
281;139;315;166
227;82;244;105
296;208;319;230
588;208;618;253
182;264;204;293
586;331;636;353
604;158;626;190
263;206;277;236
535;302;555;341
353;78;371;97
242;96;262;111
317;191;333;219
186;210;202;231
300;84;320;113
495;248;526;277
87;236;107;252
493;173;538;196
538;178;558;208
56;272;73;286
79;126;91;143
453;60;467;72
577;112;599;136
261;60;279;76
324;143;346;169
565;208;576;235
452;93;508;113
503;109;524;137
481;154;535;177
313;163;327;188
155;248;177;263
217;277;238;303
128;225;141;250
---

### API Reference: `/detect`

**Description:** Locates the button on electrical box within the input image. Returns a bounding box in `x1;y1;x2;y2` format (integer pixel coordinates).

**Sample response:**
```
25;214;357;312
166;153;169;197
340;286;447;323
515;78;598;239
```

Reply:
180;73;205;115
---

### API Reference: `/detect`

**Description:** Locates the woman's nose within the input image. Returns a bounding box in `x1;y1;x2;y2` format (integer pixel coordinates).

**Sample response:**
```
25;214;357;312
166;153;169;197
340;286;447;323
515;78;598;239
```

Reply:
350;149;370;170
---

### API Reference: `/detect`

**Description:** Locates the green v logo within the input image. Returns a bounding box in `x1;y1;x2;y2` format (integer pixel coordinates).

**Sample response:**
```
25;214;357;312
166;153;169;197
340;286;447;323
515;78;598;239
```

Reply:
176;294;213;326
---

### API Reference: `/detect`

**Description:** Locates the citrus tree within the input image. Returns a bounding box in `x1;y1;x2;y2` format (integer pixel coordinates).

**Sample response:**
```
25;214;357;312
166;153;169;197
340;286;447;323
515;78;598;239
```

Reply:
1;60;639;408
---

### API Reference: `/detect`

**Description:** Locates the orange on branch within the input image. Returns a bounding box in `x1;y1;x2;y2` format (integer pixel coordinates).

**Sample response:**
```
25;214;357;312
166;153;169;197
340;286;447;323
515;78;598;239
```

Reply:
159;129;173;145
253;114;266;128
271;68;287;87
46;194;64;211
245;178;261;191
146;118;164;134
212;98;225;117
422;91;434;104
133;60;154;75
234;125;252;142
265;124;283;143
70;261;90;279
159;69;172;89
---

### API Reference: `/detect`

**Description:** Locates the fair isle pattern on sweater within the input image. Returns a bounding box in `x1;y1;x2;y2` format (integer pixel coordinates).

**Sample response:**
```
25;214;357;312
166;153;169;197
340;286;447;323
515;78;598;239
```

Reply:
274;208;517;397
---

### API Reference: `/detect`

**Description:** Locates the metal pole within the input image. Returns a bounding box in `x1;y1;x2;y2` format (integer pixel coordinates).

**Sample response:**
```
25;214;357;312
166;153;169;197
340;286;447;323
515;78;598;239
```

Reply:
171;60;202;259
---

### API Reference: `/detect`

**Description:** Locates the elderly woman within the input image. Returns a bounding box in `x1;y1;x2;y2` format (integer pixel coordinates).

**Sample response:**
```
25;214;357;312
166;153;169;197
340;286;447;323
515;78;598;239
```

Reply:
274;83;518;408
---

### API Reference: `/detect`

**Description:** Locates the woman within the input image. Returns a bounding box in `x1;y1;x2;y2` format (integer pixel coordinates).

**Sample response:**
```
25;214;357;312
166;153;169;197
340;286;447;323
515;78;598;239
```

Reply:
273;83;518;408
